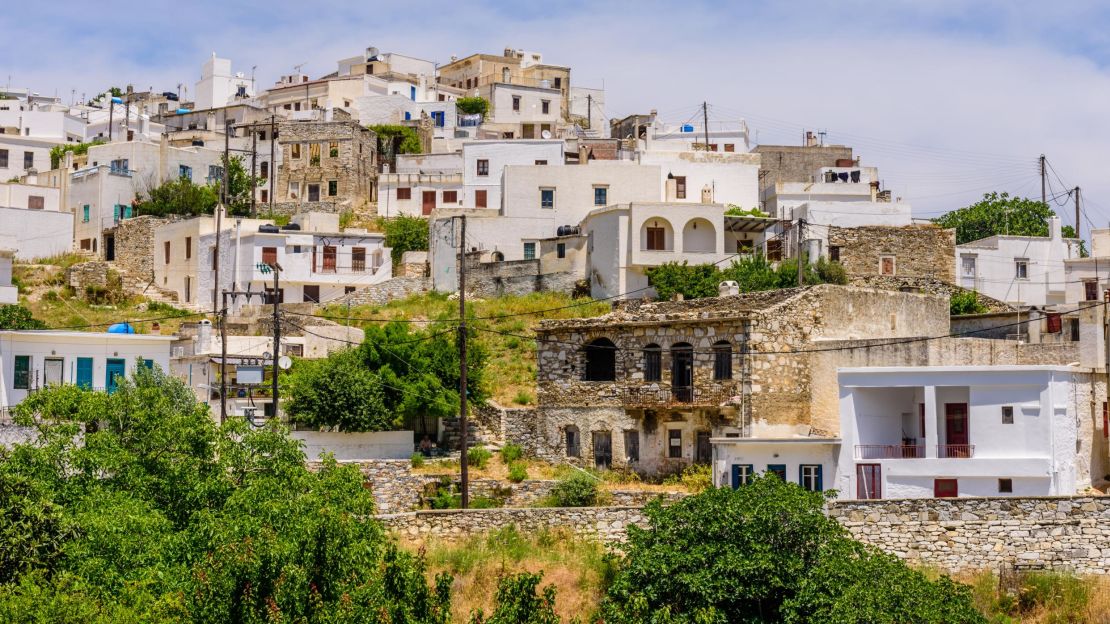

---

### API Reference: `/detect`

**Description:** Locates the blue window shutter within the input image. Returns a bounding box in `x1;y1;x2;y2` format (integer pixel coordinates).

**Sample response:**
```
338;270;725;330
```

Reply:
404;111;411;121
76;357;93;388
410;86;416;100
731;464;740;489
817;465;823;491
113;205;120;221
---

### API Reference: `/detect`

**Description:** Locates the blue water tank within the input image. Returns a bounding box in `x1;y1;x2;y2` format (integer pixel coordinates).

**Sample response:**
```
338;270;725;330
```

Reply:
175;108;192;114
111;96;124;104
681;124;694;133
107;323;136;334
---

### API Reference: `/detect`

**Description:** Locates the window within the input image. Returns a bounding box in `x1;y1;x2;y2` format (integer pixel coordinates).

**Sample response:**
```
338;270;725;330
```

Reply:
565;426;580;457
352;247;366;272
307;183;320;202
179;165;192;180
998;478;1013;494
934;478;958;498
553;77;562;88
260;161;269;180
512;96;521;111
111;158;130;174
1046;313;1062;333
430;111;445;127
766;239;783;261
523;242;536;260
668;429;682;459
624;430;639;463
13;355;30;390
309;143;321;165
260;189;268;203
800;465;823;492
345;286;357;294
541;100;550;114
880;255;896;276
856;464;881;499
1002;405;1014;424
643;344;662;382
291;143;302;159
593;186;607;206
713;340;732;380
540;188;555;209
556;243;566;259
731;464;754;488
303;285;320;303
1015;259;1028;279
767;464;787;481
1085;281;1099;301
674;175;687;199
82;205;90;222
163;241;171;264
475;189;487;208
0;149;7;167
1070;318;1080;342
207;164;223;182
262;246;277;267
329;141;339;158
829;246;840;262
28;195;44;210
397;187;412;200
583;337;616;381
535;159;548;165
645;226;666;251
322;246;337;272
24;151;33;169
185;237;192;259
328;180;338;197
443;190;458;203
724;144;735;152
961;256;976;277
476;159;489;176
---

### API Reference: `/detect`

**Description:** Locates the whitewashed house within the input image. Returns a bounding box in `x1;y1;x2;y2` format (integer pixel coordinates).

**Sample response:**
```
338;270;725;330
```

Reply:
1064;227;1110;304
956;217;1080;307
835;366;1082;499
377;153;464;217
0;330;174;409
0;176;73;260
0;243;16;304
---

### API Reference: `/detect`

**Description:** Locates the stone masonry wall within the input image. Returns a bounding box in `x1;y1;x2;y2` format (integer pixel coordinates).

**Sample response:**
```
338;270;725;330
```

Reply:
828;497;1110;575
110;215;170;285
850;275;1014;313
276;117;377;208
829;224;956;283
66;261;110;293
380;507;648;544
331;276;431;307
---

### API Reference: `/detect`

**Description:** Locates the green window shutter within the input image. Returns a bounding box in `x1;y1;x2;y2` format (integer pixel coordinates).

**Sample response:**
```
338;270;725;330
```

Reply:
13;355;30;390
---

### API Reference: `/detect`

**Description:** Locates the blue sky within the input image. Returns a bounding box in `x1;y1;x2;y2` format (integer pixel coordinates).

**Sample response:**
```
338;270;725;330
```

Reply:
4;0;1110;231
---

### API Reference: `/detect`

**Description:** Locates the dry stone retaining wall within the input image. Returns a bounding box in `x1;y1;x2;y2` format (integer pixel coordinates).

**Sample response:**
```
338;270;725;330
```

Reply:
380;507;648;544
332;277;431;307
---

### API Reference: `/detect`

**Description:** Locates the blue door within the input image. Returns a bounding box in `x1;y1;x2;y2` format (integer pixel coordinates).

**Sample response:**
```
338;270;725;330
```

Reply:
105;358;126;394
76;357;93;389
731;464;753;489
410;85;416;100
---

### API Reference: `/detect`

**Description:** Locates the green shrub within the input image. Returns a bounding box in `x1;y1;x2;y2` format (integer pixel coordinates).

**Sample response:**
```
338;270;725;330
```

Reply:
468;445;493;470
455;97;489;117
507;462;528;483
662;463;712;492
411;452;425;468
550;471;599;507
512;390;533;406
951;289;988;315
1017;572;1089;620
500;442;524;464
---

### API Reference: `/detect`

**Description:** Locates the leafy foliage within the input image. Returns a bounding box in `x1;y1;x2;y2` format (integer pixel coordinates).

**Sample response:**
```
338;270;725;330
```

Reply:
381;214;431;266
223;155;260;216
285;321;488;432
645;253;847;301
469;572;561;624
599;475;985;624
500;443;524;464
0;305;46;330
371;124;423;157
507;462;528;483
724;205;769;217
0;364;453;622
950;290;988;315
49;140;104;169
935;191;1080;246
549;472;599;507
456;97;490;117
468;446;493;470
133;176;218;217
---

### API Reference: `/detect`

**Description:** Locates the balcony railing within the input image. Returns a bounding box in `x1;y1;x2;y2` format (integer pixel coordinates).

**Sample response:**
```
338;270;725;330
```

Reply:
938;444;975;458
855;444;925;459
623;384;739;408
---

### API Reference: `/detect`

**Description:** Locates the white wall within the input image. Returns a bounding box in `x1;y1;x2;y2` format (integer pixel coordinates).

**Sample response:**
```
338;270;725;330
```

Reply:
501;161;660;227
712;440;839;491
957;217;1079;306
462;140;564;209
0;182;60;211
488;83;561;126
638;151;760;210
0;136;58;179
291;430;413;461
0;207;73;260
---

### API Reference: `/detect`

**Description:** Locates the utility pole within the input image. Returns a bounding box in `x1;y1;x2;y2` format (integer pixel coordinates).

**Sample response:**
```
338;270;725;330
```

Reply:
796;219;805;287
222;121;230;206
1040;154;1047;206
269;115;276;216
108;95;115;141
271;264;281;417
220;291;229;424
1075;186;1081;242
457;215;469;509
587;93;592;128
250;124;258;218
702;101;710;150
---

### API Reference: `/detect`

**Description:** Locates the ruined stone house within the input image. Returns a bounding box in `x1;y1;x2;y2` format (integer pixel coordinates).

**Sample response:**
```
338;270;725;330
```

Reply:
276;110;377;210
531;284;950;474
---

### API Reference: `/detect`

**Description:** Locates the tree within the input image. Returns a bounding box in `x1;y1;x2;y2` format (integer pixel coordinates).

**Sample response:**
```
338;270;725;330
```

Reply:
645;254;846;301
469;573;561;624
644;261;723;300
600;475;985;623
49;140;104;169
0;305;46;330
456;97;489;118
133;176;218;216
935;192;1080;246
370;124;422;158
224;155;259;216
284;347;392;432
382;214;430;266
0;364;454;622
950;290;988;315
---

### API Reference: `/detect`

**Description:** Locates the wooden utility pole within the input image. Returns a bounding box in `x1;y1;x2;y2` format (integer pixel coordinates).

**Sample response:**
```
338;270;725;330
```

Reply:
1075;186;1081;242
587;93;592;128
250;125;258;217
220;291;229;424
458;215;469;509
1040;154;1047;206
702;101;710;150
271;265;281;417
796;219;805;287
269;115;276;215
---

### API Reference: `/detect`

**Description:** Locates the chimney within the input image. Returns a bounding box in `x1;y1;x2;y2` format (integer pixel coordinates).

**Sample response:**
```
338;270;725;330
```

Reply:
718;280;740;297
665;174;677;201
196;319;213;351
1049;216;1062;240
805;131;817;147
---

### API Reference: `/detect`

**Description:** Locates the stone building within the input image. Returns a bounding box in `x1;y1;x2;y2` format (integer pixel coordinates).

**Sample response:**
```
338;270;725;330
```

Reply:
531;284;950;474
827;223;956;283
753;137;854;195
276;110;377;210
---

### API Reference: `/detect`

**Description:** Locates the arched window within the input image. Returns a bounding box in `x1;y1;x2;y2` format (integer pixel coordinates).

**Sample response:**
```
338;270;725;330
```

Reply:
583;338;617;381
643;343;662;382
713;340;732;381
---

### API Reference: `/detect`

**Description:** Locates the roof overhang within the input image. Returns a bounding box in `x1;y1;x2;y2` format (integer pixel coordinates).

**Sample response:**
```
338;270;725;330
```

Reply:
710;437;842;445
724;215;777;233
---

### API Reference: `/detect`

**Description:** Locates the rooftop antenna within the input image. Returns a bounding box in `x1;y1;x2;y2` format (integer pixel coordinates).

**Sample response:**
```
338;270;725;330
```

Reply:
818;130;827;146
293;62;307;75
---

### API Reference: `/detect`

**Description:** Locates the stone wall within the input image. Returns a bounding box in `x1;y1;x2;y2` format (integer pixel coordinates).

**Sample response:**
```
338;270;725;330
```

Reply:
753;144;853;192
828;497;1110;575
380;506;648;544
263;201;341;216
276;116;377;208
66;261;111;294
331;276;431;307
849;275;1013;313
109;216;170;285
465;258;579;298
829;224;956;283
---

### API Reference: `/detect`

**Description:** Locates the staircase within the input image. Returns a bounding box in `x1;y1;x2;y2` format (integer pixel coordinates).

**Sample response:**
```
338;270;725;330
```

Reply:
441;416;493;452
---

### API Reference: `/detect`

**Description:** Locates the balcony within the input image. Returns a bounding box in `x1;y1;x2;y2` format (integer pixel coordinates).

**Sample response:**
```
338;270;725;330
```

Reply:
938;444;975;458
855;444;925;459
623;383;739;408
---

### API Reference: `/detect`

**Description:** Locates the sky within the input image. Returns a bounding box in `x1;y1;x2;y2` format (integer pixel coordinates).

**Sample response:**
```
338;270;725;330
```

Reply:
4;0;1110;236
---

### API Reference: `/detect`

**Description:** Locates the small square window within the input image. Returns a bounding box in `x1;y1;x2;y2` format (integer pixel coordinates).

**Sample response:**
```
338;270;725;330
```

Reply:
512;96;521;111
523;242;536;260
328;180;338;196
397;187;412;200
540;188;554;209
668;429;682;459
1002;406;1014;424
998;478;1013;493
880;255;896;276
829;246;840;262
593;186;607;206
1085;281;1099;301
476;159;489;176
541;100;550;114
557;243;566;259
1015;259;1028;279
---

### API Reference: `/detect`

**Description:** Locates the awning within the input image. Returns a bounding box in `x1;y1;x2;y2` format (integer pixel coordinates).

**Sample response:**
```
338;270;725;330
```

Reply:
724;215;778;233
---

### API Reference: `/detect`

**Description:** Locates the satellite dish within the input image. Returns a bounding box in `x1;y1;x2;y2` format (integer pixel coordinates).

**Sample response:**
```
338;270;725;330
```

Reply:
262;351;272;360
278;355;293;370
541;130;552;139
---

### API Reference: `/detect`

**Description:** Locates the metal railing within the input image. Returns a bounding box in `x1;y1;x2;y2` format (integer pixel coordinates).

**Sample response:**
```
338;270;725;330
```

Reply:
938;444;975;458
623;384;739;408
855;444;925;459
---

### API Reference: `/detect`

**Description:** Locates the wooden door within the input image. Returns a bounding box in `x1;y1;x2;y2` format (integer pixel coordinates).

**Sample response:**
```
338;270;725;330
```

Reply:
856;464;881;499
944;403;969;457
592;431;612;469
671;343;693;402
422;191;436;215
322;246;337;273
695;431;711;463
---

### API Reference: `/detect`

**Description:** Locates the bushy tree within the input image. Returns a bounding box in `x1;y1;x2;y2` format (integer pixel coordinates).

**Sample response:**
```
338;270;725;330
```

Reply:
600;475;985;624
49;140;104;169
370;124;422;157
644;261;723;300
469;573;561;624
646;253;845;301
0;305;46;330
224;155;259;216
382;214;430;266
0;364;453;622
134;176;218;216
935;192;1080;246
456;97;489;117
950;289;988;315
283;347;390;431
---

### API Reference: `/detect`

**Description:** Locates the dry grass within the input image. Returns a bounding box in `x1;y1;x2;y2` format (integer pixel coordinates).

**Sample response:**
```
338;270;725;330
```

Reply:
412;457;698;494
953;569;1110;623
403;527;615;622
321;291;610;406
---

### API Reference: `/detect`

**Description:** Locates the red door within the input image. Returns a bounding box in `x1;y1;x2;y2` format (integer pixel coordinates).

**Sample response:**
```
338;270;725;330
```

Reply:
934;478;958;498
856;464;881;499
422;191;436;215
322;246;337;273
944;403;969;457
